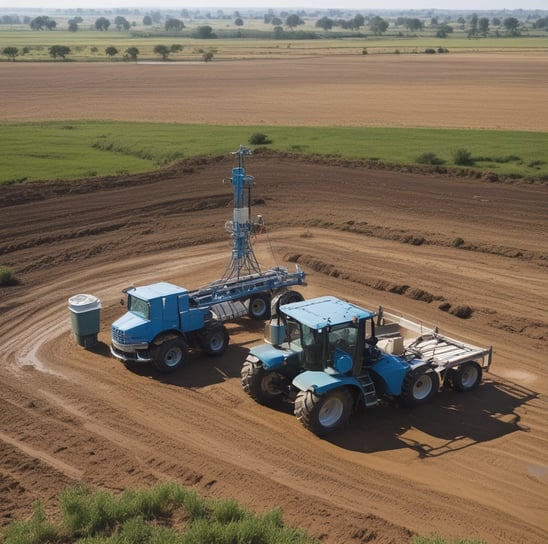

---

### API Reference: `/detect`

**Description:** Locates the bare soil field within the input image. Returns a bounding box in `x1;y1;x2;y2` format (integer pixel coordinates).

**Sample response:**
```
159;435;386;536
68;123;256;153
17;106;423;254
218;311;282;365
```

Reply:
1;53;548;130
1;53;548;543
1;153;547;543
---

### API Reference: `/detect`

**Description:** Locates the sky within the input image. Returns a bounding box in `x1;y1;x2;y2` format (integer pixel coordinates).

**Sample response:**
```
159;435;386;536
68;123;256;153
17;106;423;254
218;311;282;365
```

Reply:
4;1;547;11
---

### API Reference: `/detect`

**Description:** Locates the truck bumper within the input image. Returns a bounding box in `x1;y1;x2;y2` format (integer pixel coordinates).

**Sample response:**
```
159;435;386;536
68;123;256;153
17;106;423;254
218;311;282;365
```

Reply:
110;339;152;363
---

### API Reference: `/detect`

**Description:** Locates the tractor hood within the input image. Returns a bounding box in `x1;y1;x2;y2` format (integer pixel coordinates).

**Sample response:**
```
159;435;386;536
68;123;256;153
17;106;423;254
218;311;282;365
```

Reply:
249;343;298;370
112;311;151;345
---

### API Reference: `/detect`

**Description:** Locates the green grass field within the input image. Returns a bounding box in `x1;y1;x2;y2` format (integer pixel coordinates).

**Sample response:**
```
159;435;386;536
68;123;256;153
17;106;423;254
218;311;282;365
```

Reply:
1;121;547;184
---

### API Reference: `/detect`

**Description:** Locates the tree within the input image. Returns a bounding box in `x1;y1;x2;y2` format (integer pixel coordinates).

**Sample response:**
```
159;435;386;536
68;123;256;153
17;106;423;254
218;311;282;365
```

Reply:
203;51;214;62
30;16;56;30
503;17;520;35
68;21;78;32
369;16;388;35
142;15;152;26
153;44;171;60
49;45;70;60
478;17;489;36
285;14;304;30
105;46;118;59
234;17;244;26
271;17;282;26
195;25;216;39
2;46;18;61
316;16;333;31
165;18;184;31
405;18;423;31
95;17;110;31
170;44;183;55
125;46;139;61
114;16;130;31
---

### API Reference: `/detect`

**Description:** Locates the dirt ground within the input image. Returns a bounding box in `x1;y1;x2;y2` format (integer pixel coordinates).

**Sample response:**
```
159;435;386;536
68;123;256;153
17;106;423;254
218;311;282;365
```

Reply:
1;53;548;130
1;153;547;543
1;52;548;543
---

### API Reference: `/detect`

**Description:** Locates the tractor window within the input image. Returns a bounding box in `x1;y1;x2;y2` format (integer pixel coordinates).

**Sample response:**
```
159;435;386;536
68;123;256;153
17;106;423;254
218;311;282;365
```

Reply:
128;296;149;320
328;324;358;355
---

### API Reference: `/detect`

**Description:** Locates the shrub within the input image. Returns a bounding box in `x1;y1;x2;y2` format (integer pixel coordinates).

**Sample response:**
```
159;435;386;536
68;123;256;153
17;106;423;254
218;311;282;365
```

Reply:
416;152;445;165
424;48;436;54
452;237;465;247
0;267;16;286
453;148;474;166
248;132;271;145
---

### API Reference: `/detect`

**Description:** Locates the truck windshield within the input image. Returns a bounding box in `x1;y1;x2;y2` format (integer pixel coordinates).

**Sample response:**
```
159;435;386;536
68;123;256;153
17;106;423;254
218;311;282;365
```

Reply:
128;296;149;320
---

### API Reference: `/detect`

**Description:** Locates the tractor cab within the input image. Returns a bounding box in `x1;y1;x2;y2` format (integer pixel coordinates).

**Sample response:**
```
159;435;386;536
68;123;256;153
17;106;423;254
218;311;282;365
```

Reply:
279;296;376;375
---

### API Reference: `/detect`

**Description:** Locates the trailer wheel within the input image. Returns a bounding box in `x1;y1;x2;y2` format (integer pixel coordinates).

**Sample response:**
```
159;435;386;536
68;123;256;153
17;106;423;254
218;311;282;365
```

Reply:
295;388;354;436
401;367;439;407
278;290;304;306
241;357;285;404
199;323;229;356
248;293;271;320
451;361;482;392
152;337;188;373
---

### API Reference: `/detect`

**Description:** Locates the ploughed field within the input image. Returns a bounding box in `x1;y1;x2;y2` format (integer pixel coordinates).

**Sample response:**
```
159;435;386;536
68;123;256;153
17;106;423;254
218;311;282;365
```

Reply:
1;53;547;543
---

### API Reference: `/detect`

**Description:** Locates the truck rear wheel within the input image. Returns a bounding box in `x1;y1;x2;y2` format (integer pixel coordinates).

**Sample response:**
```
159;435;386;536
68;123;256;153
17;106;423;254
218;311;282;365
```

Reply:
152;337;188;373
451;361;482;392
295;388;354;436
241;357;285;404
199;323;229;356
248;293;271;320
401;367;439;407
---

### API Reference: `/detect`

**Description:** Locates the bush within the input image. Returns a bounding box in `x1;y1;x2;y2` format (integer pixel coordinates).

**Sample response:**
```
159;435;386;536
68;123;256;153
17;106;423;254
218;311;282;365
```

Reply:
0;266;16;286
452;237;465;247
424;48;436;54
453;148;474;166
248;132;271;145
416;152;445;165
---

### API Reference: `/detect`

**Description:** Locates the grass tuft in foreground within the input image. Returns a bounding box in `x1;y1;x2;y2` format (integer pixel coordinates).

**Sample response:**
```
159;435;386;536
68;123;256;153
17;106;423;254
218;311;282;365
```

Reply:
1;482;318;544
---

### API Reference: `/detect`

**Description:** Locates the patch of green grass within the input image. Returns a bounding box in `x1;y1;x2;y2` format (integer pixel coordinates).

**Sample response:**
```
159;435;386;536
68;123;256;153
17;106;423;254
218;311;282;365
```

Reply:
1;121;547;184
0;266;17;286
1;482;319;544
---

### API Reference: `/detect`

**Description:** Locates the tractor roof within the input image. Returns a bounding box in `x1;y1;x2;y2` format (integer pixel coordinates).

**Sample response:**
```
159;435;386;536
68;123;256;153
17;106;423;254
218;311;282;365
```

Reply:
280;295;375;330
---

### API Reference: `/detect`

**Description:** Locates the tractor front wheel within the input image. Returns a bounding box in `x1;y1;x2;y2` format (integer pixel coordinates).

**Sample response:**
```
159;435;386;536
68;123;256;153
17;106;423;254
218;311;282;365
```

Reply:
152;337;188;374
401;367;439;407
241;357;285;404
295;388;354;436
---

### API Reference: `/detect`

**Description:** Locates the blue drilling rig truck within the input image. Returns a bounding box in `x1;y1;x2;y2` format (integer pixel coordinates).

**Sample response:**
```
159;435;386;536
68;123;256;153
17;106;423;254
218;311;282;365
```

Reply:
242;296;492;435
110;147;306;373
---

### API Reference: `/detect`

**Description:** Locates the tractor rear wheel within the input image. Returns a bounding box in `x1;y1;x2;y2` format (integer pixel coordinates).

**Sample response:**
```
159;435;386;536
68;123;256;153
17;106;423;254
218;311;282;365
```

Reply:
248;293;271;320
152;337;188;374
198;323;229;356
295;388;354;436
241;357;285;404
401;367;439;407
451;361;482;392
278;290;304;306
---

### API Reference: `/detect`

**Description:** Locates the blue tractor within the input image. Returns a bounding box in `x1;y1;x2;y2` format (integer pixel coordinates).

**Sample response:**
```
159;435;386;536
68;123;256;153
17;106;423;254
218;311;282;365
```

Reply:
241;296;492;435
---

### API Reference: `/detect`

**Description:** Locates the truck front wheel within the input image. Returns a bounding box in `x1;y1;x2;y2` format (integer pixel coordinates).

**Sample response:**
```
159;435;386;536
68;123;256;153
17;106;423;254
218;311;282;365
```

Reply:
401;367;439;407
295;388;354;436
241;357;285;404
248;293;271;320
451;361;482;392
199;323;229;356
152;337;188;373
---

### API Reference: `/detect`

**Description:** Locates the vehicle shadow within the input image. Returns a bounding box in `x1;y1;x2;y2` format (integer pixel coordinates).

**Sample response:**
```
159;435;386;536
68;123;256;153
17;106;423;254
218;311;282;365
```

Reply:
326;376;537;457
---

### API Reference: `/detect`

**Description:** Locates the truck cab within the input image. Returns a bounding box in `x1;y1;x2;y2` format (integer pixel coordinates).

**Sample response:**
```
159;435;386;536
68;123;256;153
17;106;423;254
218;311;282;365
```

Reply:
111;282;227;373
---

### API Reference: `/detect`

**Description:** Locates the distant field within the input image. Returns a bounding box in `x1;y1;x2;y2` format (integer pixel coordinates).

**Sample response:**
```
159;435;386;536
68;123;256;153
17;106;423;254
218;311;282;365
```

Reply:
1;29;547;61
1;122;547;184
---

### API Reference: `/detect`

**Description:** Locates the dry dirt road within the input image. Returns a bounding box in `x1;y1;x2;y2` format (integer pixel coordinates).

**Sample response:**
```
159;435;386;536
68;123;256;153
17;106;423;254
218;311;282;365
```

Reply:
1;155;547;543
